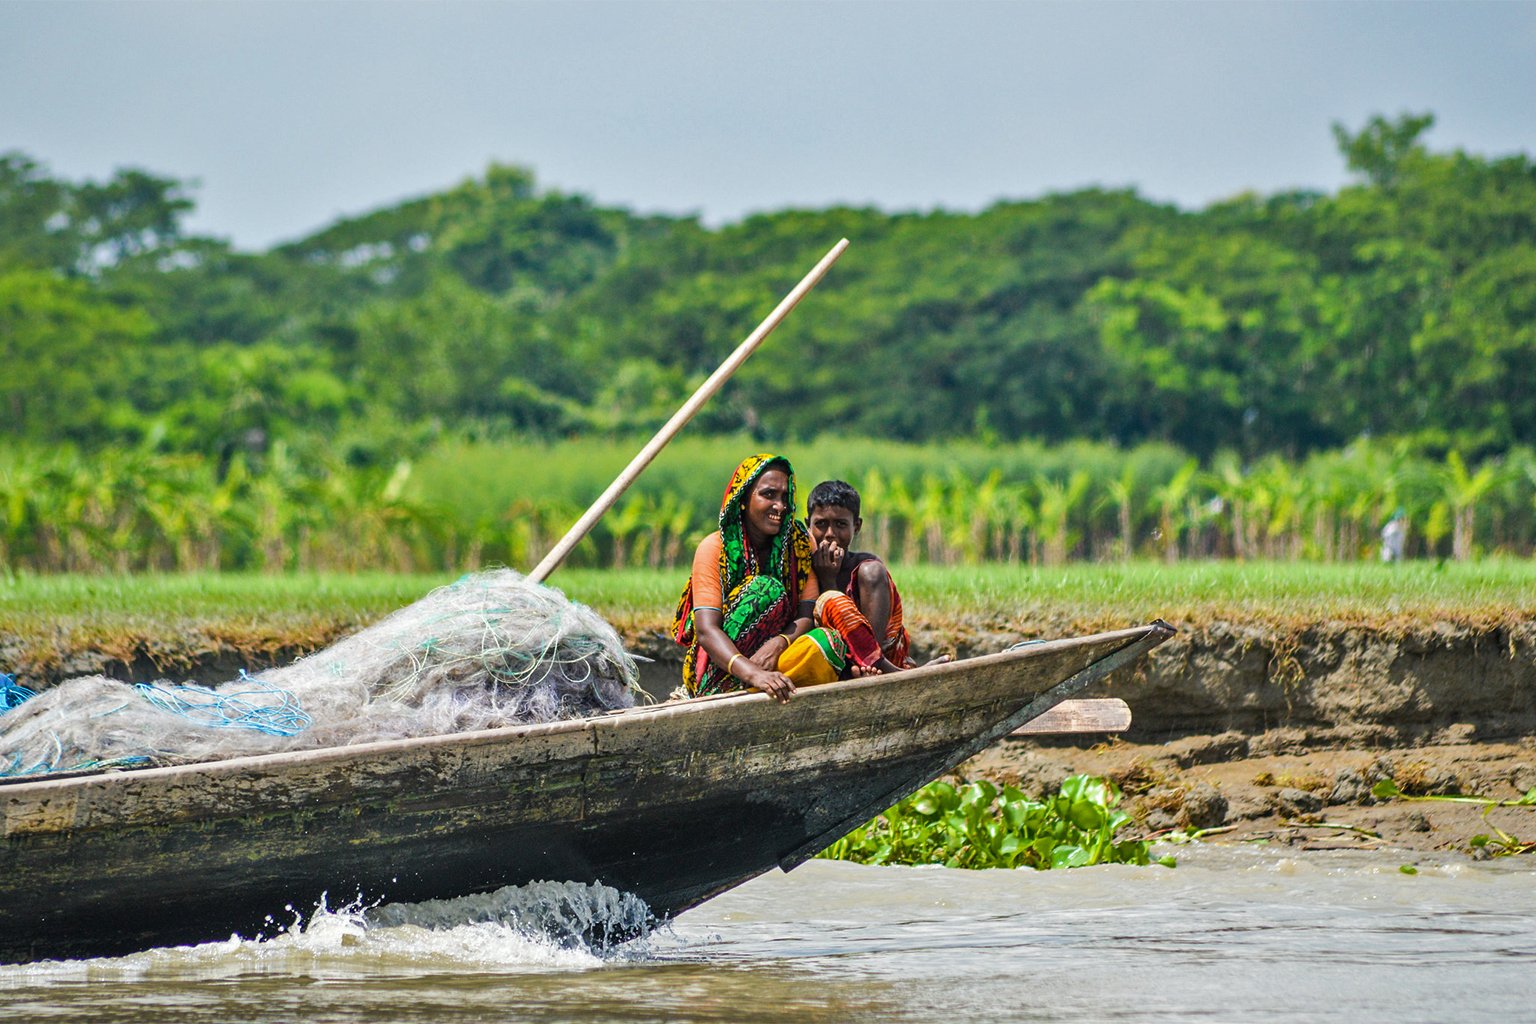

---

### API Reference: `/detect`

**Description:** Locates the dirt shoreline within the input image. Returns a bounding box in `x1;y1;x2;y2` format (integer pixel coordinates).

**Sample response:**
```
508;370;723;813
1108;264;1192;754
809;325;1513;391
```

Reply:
968;738;1536;859
646;615;1536;857
964;619;1536;859
8;614;1536;856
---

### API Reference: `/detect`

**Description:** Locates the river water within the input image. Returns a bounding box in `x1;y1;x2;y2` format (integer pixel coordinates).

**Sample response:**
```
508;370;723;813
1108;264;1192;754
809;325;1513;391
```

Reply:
2;846;1532;1023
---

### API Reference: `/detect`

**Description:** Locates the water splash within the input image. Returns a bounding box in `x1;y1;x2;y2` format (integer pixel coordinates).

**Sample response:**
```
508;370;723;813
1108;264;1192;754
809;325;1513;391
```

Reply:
369;879;658;956
0;880;656;984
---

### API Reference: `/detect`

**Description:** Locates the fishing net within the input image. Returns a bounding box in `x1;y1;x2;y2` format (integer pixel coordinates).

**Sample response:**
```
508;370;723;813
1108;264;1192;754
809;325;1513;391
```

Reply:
0;569;641;777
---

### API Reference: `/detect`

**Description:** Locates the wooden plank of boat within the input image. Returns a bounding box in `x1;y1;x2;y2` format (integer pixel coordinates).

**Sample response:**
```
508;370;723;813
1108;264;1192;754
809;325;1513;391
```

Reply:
1011;698;1131;736
0;621;1174;964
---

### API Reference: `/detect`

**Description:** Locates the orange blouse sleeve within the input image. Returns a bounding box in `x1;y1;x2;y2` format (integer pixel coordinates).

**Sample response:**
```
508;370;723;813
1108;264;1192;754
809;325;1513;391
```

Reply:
799;559;819;605
690;532;724;610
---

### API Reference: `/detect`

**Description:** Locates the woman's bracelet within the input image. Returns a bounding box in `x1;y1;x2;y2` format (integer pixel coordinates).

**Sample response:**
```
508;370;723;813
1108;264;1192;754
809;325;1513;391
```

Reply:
779;633;793;646
727;653;744;677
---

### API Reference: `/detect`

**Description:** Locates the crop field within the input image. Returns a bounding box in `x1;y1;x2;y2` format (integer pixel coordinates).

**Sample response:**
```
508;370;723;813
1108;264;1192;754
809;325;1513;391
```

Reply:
5;434;1534;577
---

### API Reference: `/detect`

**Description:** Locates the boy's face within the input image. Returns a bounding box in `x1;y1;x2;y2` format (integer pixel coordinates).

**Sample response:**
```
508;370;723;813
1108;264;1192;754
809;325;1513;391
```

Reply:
808;504;860;552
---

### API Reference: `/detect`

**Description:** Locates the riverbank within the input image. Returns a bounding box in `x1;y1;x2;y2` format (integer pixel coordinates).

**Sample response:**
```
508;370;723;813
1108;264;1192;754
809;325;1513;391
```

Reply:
4;567;1534;856
972;738;1536;858
973;615;1536;858
657;612;1536;857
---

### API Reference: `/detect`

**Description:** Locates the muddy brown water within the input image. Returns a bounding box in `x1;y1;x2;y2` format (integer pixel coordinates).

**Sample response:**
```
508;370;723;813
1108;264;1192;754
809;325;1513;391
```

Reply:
2;850;1532;1023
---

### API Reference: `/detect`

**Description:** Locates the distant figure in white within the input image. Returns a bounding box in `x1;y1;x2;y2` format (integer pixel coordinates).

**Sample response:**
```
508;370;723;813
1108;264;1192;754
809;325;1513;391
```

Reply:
1381;509;1407;562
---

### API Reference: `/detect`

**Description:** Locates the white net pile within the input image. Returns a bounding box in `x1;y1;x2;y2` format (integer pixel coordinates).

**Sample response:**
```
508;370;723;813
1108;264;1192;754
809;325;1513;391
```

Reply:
0;569;641;777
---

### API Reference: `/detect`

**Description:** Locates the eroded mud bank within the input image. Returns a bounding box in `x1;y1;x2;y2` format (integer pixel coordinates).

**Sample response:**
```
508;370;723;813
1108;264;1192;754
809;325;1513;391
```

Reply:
13;615;1534;746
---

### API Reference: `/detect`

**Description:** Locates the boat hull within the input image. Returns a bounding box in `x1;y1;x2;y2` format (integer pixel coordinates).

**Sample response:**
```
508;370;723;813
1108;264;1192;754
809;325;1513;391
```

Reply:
0;623;1172;963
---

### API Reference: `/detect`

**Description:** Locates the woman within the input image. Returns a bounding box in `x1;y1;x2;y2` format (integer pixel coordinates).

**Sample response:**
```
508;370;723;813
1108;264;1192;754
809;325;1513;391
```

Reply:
672;454;849;701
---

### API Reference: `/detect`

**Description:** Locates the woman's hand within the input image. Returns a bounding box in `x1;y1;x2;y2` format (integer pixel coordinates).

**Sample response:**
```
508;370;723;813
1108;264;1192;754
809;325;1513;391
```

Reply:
746;665;797;703
749;633;792;670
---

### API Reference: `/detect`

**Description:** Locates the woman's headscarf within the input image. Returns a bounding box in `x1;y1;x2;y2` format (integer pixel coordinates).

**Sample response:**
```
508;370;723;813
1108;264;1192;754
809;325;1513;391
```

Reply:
715;453;809;599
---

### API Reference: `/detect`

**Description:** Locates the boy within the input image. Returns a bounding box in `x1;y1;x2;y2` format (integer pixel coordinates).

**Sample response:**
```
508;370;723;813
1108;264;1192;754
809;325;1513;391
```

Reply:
806;479;913;676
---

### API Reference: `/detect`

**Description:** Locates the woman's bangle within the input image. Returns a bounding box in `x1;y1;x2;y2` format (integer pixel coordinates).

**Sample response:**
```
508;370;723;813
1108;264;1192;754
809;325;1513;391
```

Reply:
779;633;792;646
727;653;743;677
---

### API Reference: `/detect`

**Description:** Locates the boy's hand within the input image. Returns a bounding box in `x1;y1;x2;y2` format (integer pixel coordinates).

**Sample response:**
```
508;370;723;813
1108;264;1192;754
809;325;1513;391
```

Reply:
813;537;844;583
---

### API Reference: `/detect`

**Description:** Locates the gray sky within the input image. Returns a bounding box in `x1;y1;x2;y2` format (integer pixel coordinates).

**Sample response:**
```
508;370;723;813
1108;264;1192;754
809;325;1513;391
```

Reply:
4;0;1535;251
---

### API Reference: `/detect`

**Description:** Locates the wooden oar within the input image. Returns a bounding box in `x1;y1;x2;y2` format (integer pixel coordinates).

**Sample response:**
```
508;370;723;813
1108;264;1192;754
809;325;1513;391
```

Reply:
528;238;850;584
1010;698;1132;736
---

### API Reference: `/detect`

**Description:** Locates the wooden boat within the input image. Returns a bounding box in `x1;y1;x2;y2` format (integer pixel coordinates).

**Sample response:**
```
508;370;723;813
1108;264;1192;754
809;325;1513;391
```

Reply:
0;621;1173;964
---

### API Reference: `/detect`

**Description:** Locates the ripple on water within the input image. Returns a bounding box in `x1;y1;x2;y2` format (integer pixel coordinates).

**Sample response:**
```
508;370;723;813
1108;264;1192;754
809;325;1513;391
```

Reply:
2;849;1535;1023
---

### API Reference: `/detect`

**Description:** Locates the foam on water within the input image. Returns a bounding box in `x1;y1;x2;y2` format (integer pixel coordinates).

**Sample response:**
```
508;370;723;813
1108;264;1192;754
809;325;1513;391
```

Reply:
0;879;656;985
370;879;655;954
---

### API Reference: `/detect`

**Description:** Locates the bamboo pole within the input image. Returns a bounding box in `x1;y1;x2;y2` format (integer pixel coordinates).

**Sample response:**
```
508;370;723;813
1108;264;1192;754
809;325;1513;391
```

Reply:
528;238;850;584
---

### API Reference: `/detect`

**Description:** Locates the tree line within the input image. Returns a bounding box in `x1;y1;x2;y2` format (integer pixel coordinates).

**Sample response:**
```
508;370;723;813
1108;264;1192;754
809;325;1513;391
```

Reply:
3;112;1536;571
4;113;1536;463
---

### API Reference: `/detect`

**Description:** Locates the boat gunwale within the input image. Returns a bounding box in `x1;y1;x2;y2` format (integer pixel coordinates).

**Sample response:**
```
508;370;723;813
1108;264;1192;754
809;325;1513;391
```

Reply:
0;623;1165;798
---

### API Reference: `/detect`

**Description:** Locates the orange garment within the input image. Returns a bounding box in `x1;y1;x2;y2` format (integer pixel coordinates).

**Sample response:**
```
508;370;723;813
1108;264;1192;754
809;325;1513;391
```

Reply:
840;554;911;667
814;591;884;670
689;531;819;612
673;453;817;697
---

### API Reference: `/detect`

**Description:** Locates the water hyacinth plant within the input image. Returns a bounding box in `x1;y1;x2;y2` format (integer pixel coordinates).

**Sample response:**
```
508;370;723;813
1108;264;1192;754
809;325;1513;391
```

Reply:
1371;778;1536;857
819;774;1174;870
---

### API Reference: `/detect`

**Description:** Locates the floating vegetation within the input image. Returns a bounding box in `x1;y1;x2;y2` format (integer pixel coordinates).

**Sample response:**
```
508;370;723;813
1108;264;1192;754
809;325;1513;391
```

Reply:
1370;779;1536;808
1469;827;1536;857
819;775;1174;870
1372;778;1536;858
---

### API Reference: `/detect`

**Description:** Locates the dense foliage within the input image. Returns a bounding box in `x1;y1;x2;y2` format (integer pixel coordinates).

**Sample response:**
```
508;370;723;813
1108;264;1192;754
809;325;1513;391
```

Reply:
5;113;1536;458
818;775;1172;869
5;113;1536;572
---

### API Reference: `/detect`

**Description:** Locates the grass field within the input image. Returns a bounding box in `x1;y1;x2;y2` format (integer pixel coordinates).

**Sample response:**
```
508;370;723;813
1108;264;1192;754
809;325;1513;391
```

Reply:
5;561;1536;649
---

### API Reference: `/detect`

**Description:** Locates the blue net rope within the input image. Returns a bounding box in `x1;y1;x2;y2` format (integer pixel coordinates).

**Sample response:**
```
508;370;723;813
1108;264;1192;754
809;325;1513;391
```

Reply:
1;674;36;712
2;751;154;777
133;674;312;738
0;670;311;776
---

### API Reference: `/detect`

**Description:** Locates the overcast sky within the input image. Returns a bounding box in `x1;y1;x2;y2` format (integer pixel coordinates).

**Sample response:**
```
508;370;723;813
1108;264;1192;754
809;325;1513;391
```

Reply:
4;1;1534;251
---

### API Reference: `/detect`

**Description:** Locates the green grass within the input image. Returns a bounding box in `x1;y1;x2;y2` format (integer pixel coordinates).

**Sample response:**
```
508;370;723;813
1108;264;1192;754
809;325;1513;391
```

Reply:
0;572;450;629
892;560;1536;629
5;561;1536;644
563;559;1536;633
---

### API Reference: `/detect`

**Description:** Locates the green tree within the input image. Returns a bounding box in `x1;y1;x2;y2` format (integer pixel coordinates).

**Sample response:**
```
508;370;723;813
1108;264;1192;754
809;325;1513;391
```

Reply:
0;268;155;443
